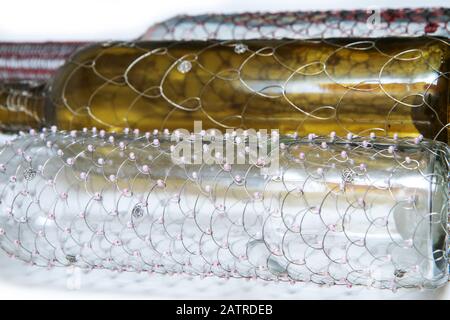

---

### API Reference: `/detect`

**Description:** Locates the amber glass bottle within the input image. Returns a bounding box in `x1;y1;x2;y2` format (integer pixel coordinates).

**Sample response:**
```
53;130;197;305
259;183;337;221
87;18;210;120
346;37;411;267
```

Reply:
0;37;449;140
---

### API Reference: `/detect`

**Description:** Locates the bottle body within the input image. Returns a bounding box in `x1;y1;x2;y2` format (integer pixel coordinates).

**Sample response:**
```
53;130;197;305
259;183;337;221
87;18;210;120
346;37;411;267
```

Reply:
50;38;449;140
0;130;447;288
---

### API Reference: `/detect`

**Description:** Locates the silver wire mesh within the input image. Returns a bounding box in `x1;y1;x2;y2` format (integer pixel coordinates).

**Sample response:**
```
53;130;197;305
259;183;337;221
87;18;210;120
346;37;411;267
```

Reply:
0;128;447;289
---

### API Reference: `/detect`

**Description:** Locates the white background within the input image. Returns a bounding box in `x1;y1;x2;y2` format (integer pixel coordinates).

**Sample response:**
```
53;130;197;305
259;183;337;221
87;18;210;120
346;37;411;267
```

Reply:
0;0;448;41
0;0;448;299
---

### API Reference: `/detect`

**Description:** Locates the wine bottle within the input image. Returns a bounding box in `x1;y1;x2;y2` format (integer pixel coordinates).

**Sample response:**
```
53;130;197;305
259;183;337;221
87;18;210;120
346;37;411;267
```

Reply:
0;128;447;289
0;37;448;141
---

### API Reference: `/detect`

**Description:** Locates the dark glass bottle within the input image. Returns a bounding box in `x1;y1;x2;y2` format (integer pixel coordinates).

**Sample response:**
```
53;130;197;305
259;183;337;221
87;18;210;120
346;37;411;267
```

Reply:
0;38;448;140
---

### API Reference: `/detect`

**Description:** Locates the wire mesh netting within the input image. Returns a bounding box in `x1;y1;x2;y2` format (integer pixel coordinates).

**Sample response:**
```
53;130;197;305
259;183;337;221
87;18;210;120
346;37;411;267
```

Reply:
0;129;447;289
142;8;450;41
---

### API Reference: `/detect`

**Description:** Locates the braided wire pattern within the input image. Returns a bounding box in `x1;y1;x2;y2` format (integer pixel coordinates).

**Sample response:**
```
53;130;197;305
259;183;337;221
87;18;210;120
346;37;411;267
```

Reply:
0;129;447;289
0;42;88;82
142;8;450;41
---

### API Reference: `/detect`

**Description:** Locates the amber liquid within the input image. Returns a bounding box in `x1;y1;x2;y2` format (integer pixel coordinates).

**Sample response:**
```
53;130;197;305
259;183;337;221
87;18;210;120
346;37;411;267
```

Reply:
0;38;449;140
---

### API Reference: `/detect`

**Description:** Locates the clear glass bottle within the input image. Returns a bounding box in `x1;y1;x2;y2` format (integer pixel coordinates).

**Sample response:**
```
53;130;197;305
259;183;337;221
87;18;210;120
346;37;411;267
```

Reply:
0;129;447;289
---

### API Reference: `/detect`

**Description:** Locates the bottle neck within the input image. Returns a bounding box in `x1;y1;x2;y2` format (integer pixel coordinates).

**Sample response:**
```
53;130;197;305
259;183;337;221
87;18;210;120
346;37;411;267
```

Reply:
0;81;49;131
0;41;88;131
